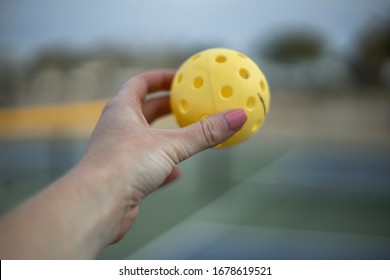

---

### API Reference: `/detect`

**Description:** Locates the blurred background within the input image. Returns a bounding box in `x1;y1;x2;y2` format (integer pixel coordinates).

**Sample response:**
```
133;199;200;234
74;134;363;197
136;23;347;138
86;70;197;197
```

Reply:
1;0;390;259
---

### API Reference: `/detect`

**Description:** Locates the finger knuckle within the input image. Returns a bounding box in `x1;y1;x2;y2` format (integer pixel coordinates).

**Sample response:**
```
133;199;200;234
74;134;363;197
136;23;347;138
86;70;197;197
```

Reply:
199;118;219;147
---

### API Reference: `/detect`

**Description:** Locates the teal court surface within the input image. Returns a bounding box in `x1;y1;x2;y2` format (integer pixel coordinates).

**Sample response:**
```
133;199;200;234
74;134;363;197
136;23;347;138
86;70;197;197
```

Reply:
1;135;389;259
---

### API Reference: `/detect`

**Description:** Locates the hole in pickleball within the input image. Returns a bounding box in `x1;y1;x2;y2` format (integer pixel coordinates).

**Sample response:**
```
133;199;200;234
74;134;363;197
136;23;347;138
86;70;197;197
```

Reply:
246;96;255;109
177;73;183;84
237;52;247;59
220;85;233;99
252;119;261;132
179;99;189;113
260;80;266;92
239;68;250;79
215;55;227;63
193;77;204;89
191;54;201;61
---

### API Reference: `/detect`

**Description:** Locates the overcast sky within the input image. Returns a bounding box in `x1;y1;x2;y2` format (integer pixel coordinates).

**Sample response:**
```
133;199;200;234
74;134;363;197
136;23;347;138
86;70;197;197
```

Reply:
0;0;389;59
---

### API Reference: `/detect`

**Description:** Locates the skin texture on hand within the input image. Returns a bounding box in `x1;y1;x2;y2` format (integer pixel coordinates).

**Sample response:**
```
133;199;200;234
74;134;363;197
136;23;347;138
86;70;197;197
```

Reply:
0;70;247;259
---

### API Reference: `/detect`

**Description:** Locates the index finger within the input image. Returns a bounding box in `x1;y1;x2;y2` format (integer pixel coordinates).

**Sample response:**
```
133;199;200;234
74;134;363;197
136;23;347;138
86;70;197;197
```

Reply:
118;70;176;105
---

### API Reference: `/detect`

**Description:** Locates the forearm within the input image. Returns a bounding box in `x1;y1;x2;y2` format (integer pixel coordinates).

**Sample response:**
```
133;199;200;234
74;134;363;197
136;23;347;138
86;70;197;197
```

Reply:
0;161;130;259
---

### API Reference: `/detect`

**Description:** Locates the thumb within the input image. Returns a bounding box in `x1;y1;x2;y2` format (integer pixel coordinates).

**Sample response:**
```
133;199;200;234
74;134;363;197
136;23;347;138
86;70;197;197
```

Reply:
172;108;247;161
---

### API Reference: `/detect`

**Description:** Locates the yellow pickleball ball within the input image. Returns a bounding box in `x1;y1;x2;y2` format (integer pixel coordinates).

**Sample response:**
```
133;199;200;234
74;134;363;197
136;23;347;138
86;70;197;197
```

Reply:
170;48;270;148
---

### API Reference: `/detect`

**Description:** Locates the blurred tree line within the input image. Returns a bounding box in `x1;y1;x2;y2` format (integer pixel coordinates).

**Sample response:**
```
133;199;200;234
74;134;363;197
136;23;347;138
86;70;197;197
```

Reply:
260;18;390;91
349;19;390;87
262;30;324;64
1;18;389;107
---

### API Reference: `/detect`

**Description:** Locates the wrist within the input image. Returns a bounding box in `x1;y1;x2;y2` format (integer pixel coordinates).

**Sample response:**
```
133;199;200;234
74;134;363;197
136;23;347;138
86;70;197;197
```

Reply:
63;159;134;253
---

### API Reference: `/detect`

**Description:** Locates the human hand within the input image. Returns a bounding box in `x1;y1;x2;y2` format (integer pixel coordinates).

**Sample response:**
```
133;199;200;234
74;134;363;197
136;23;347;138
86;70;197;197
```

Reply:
80;70;248;244
0;70;247;259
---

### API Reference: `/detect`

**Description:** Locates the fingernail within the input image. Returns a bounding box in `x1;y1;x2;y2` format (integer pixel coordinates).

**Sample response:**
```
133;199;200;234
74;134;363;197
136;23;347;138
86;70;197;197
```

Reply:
224;109;247;131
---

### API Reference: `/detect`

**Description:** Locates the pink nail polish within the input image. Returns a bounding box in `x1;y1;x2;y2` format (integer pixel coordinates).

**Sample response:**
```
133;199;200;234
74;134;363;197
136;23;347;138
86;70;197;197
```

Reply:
224;109;247;131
